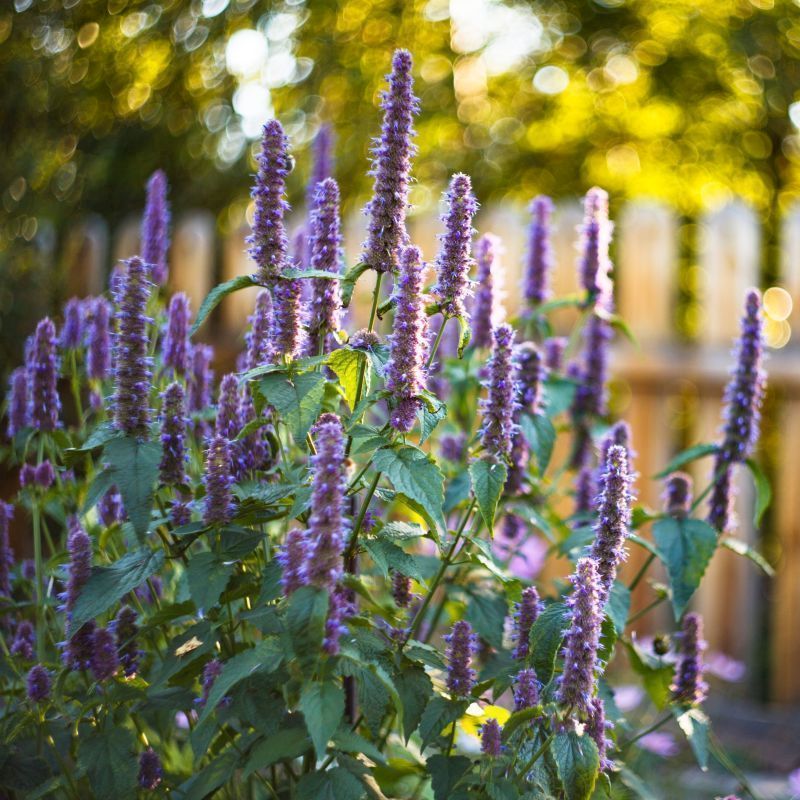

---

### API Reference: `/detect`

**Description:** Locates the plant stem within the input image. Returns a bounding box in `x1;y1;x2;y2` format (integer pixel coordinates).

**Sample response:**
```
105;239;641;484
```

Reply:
627;594;666;624
517;733;554;777
426;317;448;370
344;472;381;563
628;552;655;592
623;713;671;752
32;504;45;663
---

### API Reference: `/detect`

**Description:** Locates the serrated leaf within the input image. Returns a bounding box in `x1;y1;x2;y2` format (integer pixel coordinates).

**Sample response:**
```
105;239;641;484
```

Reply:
328;348;368;410
654;443;717;479
341;261;371;307
337;651;402;734
364;538;425;583
606;581;631;635
300;681;345;759
419;697;469;750
297;768;365;800
242;722;310;778
259;371;326;444
419;400;447;445
519;413;556;473
674;707;710;770
191;273;258;334
179;749;239;800
465;588;507;649
380;521;426;540
286;585;329;673
501;706;544;741
553;731;599;800
469;457;507;532
720;537;775;576
404;639;446;669
186;551;232;611
78;727;138;800
745;457;772;525
528;602;568;685
348;424;389;456
396;664;433;741
332;728;386;764
427;754;471;800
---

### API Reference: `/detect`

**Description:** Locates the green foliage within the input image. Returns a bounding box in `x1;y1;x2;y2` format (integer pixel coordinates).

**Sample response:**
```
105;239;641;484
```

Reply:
553;732;600;800
469;456;508;531
78;727;138;800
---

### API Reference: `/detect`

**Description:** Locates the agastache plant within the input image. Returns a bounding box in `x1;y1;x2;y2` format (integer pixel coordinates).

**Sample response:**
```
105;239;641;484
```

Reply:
480;323;518;461
162;292;192;376
672;613;708;706
445;620;478;698
27;318;61;431
159;382;187;486
472;233;504;349
6;368;28;437
523;195;554;308
86;297;111;380
60;297;84;349
141;169;171;285
245;290;273;371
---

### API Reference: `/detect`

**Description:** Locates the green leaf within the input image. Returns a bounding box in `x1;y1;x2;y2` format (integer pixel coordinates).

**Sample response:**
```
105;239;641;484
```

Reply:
242;720;310;778
465;588;508;649
297;768;365;800
186;551;232;610
286;585;329;673
456;314;471;356
341;261;371;307
553;731;599;800
427;754;471;800
745;457;772;525
65;421;121;464
544;376;576;417
419;697;469;750
444;470;472;513
418;399;447;445
652;517;717;620
284;268;342;280
179;749;239;800
674;707;710;770
328;348;368;410
373;445;446;534
83;469;114;514
404;639;446;669
618;767;660;800
720;537;775;576
191;273;258;335
0;750;54;793
501;706;544;741
332;728;386;764
469;457;507;532
78;726;138;800
528;602;568;685
380;521;426;541
624;639;673;710
519;413;556;473
259;371;327;444
103;435;162;540
71;548;164;632
395;664;433;741
654;443;717;479
300;681;345;759
364;538;425;583
606;581;631;635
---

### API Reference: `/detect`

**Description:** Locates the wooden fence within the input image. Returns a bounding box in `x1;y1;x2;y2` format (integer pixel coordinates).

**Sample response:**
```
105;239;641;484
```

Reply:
60;198;800;704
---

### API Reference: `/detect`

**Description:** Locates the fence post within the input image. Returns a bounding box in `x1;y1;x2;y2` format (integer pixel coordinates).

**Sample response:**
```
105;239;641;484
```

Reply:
171;212;216;318
220;227;258;341
62;215;108;297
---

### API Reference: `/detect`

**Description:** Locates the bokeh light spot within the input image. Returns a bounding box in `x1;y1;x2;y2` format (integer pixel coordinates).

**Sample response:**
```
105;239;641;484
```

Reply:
763;286;792;321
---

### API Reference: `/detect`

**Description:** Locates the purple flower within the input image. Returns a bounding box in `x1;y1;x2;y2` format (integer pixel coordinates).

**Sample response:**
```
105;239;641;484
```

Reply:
323;584;350;655
188;344;214;413
277;528;309;595
90;626;120;681
472;233;504;349
589;444;632;606
171;501;191;527
664;472;693;519
513;668;540;710
22;559;35;581
37;461;55;488
392;571;412;608
160;382;188;486
197;658;223;708
60;297;85;349
113;257;153;438
19;464;36;488
248;120;290;284
238;386;267;473
578;188;612;301
672;612;708;706
637;731;678;758
440;433;466;463
433;173;479;319
307;124;334;209
112;605;141;677
586;697;614;772
245;290;273;372
63;516;92;615
26;664;51;703
65;621;97;672
544;337;567;372
574;467;596;517
515;342;545;414
479;324;518;461
556;557;603;713
11;620;35;660
350;329;381;350
141;170;171;285
138;748;163;790
361;49;419;274
27;318;61;431
271;277;304;360
501;514;525;541
203;434;235;527
6;368;29;437
215;373;241;443
512;586;543;660
481;717;503;757
98;489;126;526
445;620;478;698
162;292;192;376
86;297;112;380
385;245;429;431
523;196;554;308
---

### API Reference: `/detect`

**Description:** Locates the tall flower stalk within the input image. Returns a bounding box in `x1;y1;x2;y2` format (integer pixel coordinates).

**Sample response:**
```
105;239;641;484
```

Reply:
472;233;504;349
479;324;518;461
523;195;554;309
27;318;61;432
141;170;171;286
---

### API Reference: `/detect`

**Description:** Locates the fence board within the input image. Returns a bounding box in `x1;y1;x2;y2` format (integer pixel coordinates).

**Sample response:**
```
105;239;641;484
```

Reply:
171;212;215;316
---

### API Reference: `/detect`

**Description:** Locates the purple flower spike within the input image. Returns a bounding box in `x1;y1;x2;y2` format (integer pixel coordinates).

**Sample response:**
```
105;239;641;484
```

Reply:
386;245;429;432
141;170;171;285
578;187;612;301
197;658;223;708
392;571;412;608
90;626;120;682
445;620;478;698
361;49;419;274
472;233;504;349
512;586;543;660
272;277;304;360
65;622;97;671
162;292;192;376
27;664;51;703
11;620;35;660
113;257;153;438
160;382;188;487
589;444;632;606
556;557;603;713
323;585;350;655
586;697;614;772
433;173;479;319
0;502;14;597
33;461;55;489
188;344;214;414
216;374;241;442
514;668;540;710
248;120;291;284
203;434;235;527
86;298;112;380
60;297;85;349
98;489;126;527
64;516;92;615
277;528;309;595
515;342;545;414
245;290;273;371
479;324;519;461
138;748;163;791
7;368;29;437
574;467;596;517
307;124;334;210
544;337;567;372
481;718;503;757
672;612;708;706
27;318;61;431
524;196;554;308
440;433;466;463
112;605;141;677
238;387;267;473
664;472;693;519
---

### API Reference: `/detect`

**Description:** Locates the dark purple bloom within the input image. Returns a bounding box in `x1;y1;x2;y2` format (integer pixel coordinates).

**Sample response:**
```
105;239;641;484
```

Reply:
574;467;596;517
11;620;35;660
361;49;419;274
27;318;61;431
502;513;526;541
197;658;223;707
0;502;14;597
556;557;603;712
141;170;171;285
216;374;241;442
112;605;141;677
512;586;543;660
586;696;614;771
350;329;381;350
248;120;290;284
22;559;35;581
19;464;36;488
391;571;412;608
162;292;192;376
160;382;187;486
307;124;334;210
598;421;634;476
479;324;518;461
323;584;350;655
188;344;214;413
64;516;92;614
6;368;29;437
385;245;429;431
138;748;163;790
513;668;540;710
113;257;153;438
245;290;273;371
203;434;235;527
34;460;55;489
98;489;126;527
578;187;612;301
481;717;503;756
524;196;554;308
472;233;503;349
170;501;191;527
60;297;85;349
90;626;119;682
445;620;478;698
86;297;112;380
433;173;478;319
664;472;693;519
515;342;545;414
65;621;97;672
271;277;304;359
27;664;51;702
238;386;267;474
544;337;567;372
671;612;708;706
277;528;309;595
440;433;466;463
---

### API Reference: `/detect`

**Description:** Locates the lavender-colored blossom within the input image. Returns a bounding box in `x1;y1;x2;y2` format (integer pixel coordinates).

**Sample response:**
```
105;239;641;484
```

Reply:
60;297;85;349
162;292;192;376
512;586;543;660
203;434;235;527
544;337;567;372
64;516;92;614
664;472;693;518
472;234;504;348
481;718;503;756
216;374;241;442
19;464;36;488
34;460;55;489
27;318;61;431
272;277;304;359
578;188;612;301
523;196;554;307
277;528;309;595
433;173;478;318
22;559;36;581
479;324;518;460
90;626;119;681
98;489;126;527
160;382;187;486
197;658;223;708
598;422;634;476
7;368;29;437
248;120;290;283
113;605;141;677
515;342;545;414
440;433;466;463
11;620;35;659
138;748;163;791
307;124;334;210
672;612;708;706
113;257;152;437
589;444;632;606
141;170;171;285
556;558;603;712
513;668;540;710
361;49;419;274
188;344;214;413
86;297;112;380
323;584;349;655
238;387;267;473
574;467;596;517
350;329;381;350
586;697;614;771
27;664;51;703
445;620;478;697
385;246;429;431
502;513;526;541
65;622;97;672
245;290;273;371
170;501;191;527
391;570;412;608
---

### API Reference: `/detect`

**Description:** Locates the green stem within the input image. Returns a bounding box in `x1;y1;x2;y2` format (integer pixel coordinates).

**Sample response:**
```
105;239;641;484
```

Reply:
628;552;656;592
622;713;671;752
518;733;554;778
344;472;381;563
709;730;763;800
426;317;448;370
626;594;666;624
